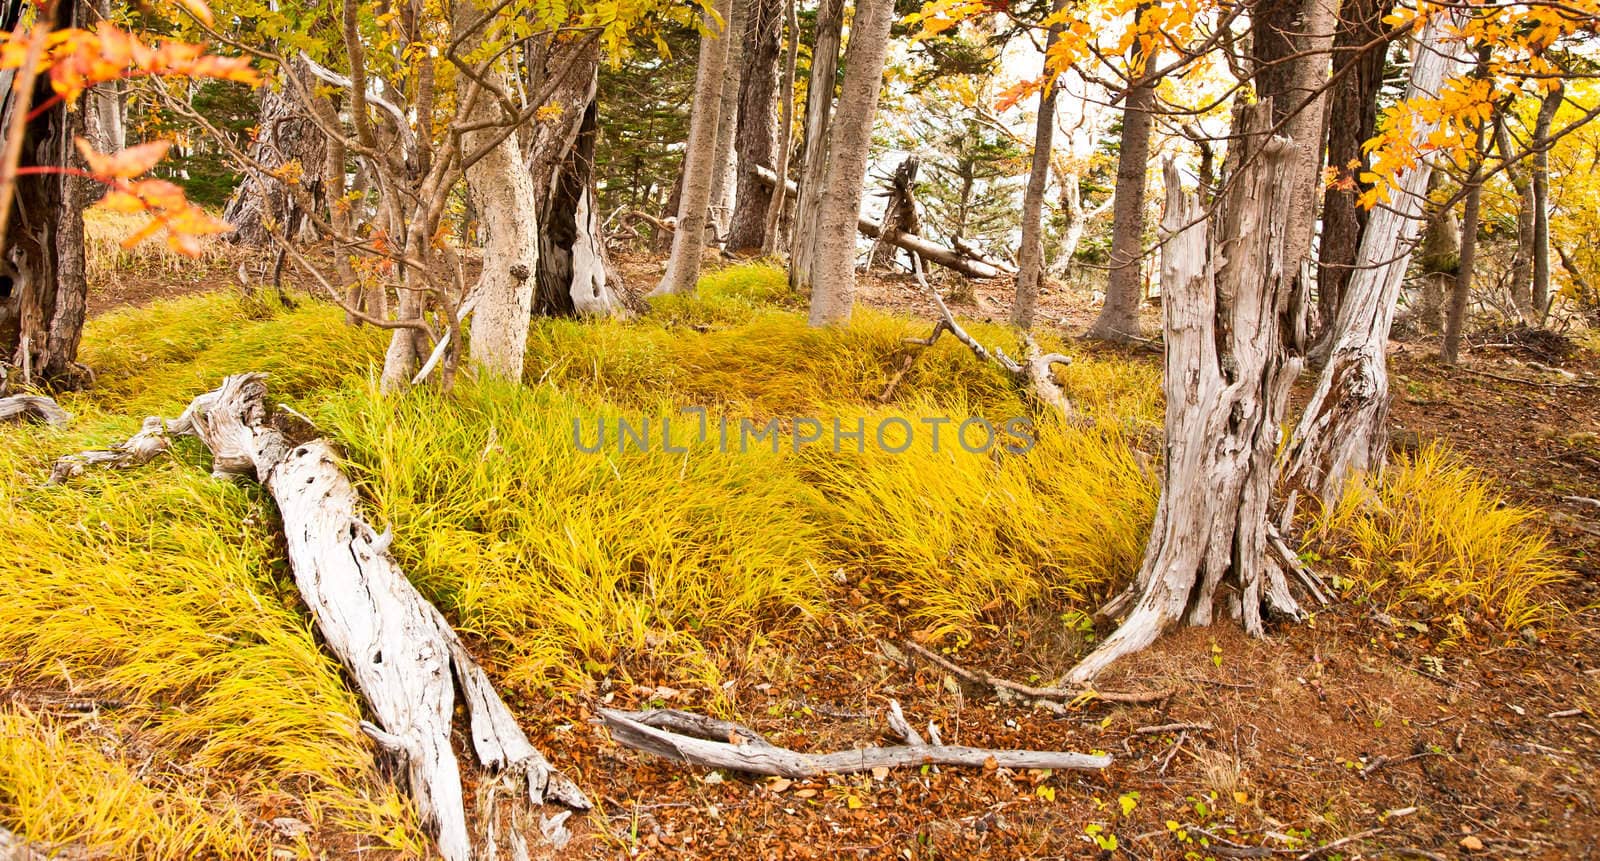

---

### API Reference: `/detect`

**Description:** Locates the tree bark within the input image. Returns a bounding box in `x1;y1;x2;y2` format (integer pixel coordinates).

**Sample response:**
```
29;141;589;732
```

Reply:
1280;9;1470;508
1531;80;1562;323
0;0;89;387
1088;12;1159;342
761;0;799;255
1496;117;1536;322
222;61;328;247
1312;0;1396;358
455;0;540;381
706;0;748;245
524;38;625;316
806;0;897;326
654;0;738;296
788;0;844;293
1068;110;1305;685
1414;170;1458;334
1444;168;1480;364
726;0;782;252
1010;0;1065;330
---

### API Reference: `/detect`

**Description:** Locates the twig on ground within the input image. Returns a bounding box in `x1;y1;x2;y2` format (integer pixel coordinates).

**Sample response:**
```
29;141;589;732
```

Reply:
1135;721;1212;735
896;639;1174;711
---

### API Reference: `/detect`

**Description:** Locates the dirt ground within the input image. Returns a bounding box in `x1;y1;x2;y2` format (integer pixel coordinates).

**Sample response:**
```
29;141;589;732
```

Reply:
88;253;1600;859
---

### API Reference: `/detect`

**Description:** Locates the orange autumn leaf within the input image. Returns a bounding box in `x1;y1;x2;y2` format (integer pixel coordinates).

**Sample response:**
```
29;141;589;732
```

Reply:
76;138;171;180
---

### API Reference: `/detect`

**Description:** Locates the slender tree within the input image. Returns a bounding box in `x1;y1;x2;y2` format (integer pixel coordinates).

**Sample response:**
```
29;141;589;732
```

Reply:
789;0;845;293
761;0;800;254
1087;8;1159;342
706;0;749;243
1010;0;1065;330
807;0;897;325
654;0;739;296
727;0;784;252
1531;80;1563;322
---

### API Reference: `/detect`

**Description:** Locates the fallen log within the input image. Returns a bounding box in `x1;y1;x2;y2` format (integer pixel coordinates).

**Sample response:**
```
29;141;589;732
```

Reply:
598;703;1111;777
0;394;69;427
51;375;587;860
751;166;1014;279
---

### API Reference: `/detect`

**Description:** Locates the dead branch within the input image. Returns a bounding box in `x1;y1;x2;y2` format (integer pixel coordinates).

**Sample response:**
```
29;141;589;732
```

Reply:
0;394;69;427
597;704;1111;778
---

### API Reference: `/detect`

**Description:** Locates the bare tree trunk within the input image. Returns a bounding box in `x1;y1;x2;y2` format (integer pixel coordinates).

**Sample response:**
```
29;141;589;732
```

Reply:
806;0;896;326
1047;173;1085;279
1010;0;1065;330
761;0;799;255
1414;170;1458;334
1312;0;1396;359
454;0;539;381
654;0;737;296
706;0;748;245
1444;170;1480;364
0;0;89;387
524;38;625;316
1531;80;1562;323
1280;10;1470;508
1496;117;1536;322
789;0;844;293
222;62;328;247
1088;14;1159;342
726;0;783;252
1067;109;1305;684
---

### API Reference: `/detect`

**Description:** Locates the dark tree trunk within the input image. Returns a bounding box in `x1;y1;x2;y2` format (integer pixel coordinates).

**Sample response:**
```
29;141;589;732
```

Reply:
726;0;783;252
0;0;89;387
524;39;625;316
222;62;328;247
1531;81;1562;323
1011;0;1065;329
1313;0;1395;355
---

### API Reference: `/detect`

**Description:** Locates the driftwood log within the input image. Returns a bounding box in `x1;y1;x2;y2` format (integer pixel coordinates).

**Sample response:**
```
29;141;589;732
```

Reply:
752;166;1014;279
0;394;69;427
51;375;587;860
598;703;1111;777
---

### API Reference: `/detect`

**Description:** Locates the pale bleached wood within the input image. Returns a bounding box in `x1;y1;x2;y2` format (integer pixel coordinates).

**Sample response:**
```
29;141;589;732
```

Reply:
53;374;587;860
0;394;68;427
598;707;1111;777
1281;9;1472;508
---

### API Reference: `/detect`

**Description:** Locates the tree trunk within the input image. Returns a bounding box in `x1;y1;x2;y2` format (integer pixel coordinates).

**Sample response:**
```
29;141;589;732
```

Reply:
1010;0;1065;330
1444;169;1480;364
1531;80;1562;323
222;62;328;247
706;0;748;245
654;0;738;296
1280;9;1470;508
88;0;125;152
524;38;625;316
1067;109;1304;685
789;0;844;293
761;0;799;255
726;0;783;252
1496;117;1536;322
454;0;539;381
1312;0;1396;358
0;0;89;387
1088;14;1159;342
1047;173;1085;279
1414;170;1458;334
806;0;896;326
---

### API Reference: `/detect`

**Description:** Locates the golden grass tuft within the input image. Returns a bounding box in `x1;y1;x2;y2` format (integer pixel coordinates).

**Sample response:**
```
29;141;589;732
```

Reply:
1306;443;1570;633
85;209;230;284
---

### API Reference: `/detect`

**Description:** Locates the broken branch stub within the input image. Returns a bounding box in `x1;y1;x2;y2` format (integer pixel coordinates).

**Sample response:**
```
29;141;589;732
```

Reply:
0;394;70;427
53;374;587;861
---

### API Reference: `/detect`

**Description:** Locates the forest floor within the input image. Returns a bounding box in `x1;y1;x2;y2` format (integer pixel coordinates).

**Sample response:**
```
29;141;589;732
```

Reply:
21;245;1600;860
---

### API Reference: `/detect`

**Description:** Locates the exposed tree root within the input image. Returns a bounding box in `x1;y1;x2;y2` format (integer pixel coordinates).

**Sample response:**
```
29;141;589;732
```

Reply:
598;703;1111;777
0;394;69;427
48;374;587;860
